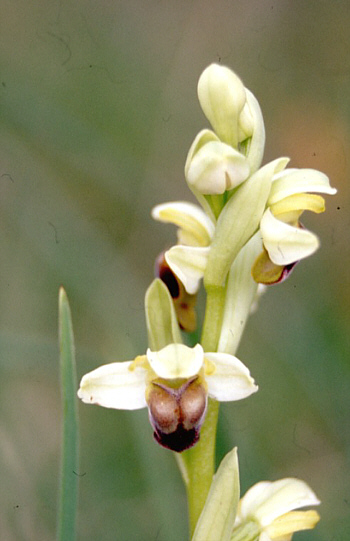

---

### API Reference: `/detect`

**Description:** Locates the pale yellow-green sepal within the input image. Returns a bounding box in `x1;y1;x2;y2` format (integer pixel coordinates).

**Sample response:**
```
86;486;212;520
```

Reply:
269;193;325;218
266;510;320;539
185;129;220;176
145;278;182;350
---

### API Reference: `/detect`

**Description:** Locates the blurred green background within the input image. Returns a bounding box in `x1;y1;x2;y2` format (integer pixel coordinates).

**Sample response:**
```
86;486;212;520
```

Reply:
0;1;349;540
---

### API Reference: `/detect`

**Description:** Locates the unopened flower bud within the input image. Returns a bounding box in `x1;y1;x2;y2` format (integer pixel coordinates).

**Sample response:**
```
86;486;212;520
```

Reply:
198;64;246;147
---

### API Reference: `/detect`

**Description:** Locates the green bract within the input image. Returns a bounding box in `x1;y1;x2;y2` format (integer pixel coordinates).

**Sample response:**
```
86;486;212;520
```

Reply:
191;448;240;541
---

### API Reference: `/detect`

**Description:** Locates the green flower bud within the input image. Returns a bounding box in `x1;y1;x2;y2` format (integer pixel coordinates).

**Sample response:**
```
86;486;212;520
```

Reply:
198;64;247;147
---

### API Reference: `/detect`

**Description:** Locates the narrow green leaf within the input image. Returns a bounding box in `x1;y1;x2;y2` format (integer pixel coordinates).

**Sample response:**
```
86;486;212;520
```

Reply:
57;287;79;541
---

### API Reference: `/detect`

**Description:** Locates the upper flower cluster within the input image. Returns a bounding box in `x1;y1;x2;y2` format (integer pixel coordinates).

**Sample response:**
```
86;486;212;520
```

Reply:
185;64;265;197
153;64;336;296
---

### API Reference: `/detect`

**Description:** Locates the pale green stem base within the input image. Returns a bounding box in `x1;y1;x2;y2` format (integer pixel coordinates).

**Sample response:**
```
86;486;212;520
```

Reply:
201;285;226;352
181;284;227;538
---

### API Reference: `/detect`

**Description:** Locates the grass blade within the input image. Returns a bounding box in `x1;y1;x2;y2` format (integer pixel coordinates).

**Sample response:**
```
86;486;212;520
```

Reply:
57;287;79;541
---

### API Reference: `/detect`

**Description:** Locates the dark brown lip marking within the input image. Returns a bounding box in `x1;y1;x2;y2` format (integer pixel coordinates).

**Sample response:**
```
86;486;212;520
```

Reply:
148;377;207;452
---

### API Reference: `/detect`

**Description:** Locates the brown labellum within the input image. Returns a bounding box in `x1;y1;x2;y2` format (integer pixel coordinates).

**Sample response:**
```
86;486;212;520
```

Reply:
147;376;207;452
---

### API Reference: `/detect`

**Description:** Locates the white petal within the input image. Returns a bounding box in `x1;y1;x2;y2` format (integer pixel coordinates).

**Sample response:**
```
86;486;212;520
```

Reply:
151;201;214;246
147;343;204;379
165;245;210;294
77;361;147;410
239;479;320;528
205;352;258;401
269;168;337;205
260;209;319;265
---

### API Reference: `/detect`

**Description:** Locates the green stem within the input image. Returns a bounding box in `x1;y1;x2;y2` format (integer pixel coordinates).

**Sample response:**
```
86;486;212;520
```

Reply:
182;284;226;538
184;399;219;536
201;285;226;352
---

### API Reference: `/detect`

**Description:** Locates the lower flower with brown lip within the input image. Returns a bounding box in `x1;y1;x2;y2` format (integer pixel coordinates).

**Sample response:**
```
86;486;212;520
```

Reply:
77;343;258;452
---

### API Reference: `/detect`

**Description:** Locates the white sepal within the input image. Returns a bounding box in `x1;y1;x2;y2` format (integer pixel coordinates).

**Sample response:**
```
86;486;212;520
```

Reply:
78;361;147;410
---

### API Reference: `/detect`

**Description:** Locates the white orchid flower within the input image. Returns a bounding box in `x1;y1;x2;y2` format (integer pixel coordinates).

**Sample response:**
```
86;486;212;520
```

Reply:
252;168;337;284
231;478;320;541
78;343;258;453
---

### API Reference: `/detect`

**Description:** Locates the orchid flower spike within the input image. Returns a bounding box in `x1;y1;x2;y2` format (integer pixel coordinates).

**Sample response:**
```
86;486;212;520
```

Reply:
78;343;257;452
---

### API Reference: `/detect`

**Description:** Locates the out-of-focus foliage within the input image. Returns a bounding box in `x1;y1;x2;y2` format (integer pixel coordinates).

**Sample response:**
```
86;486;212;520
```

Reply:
0;1;348;540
